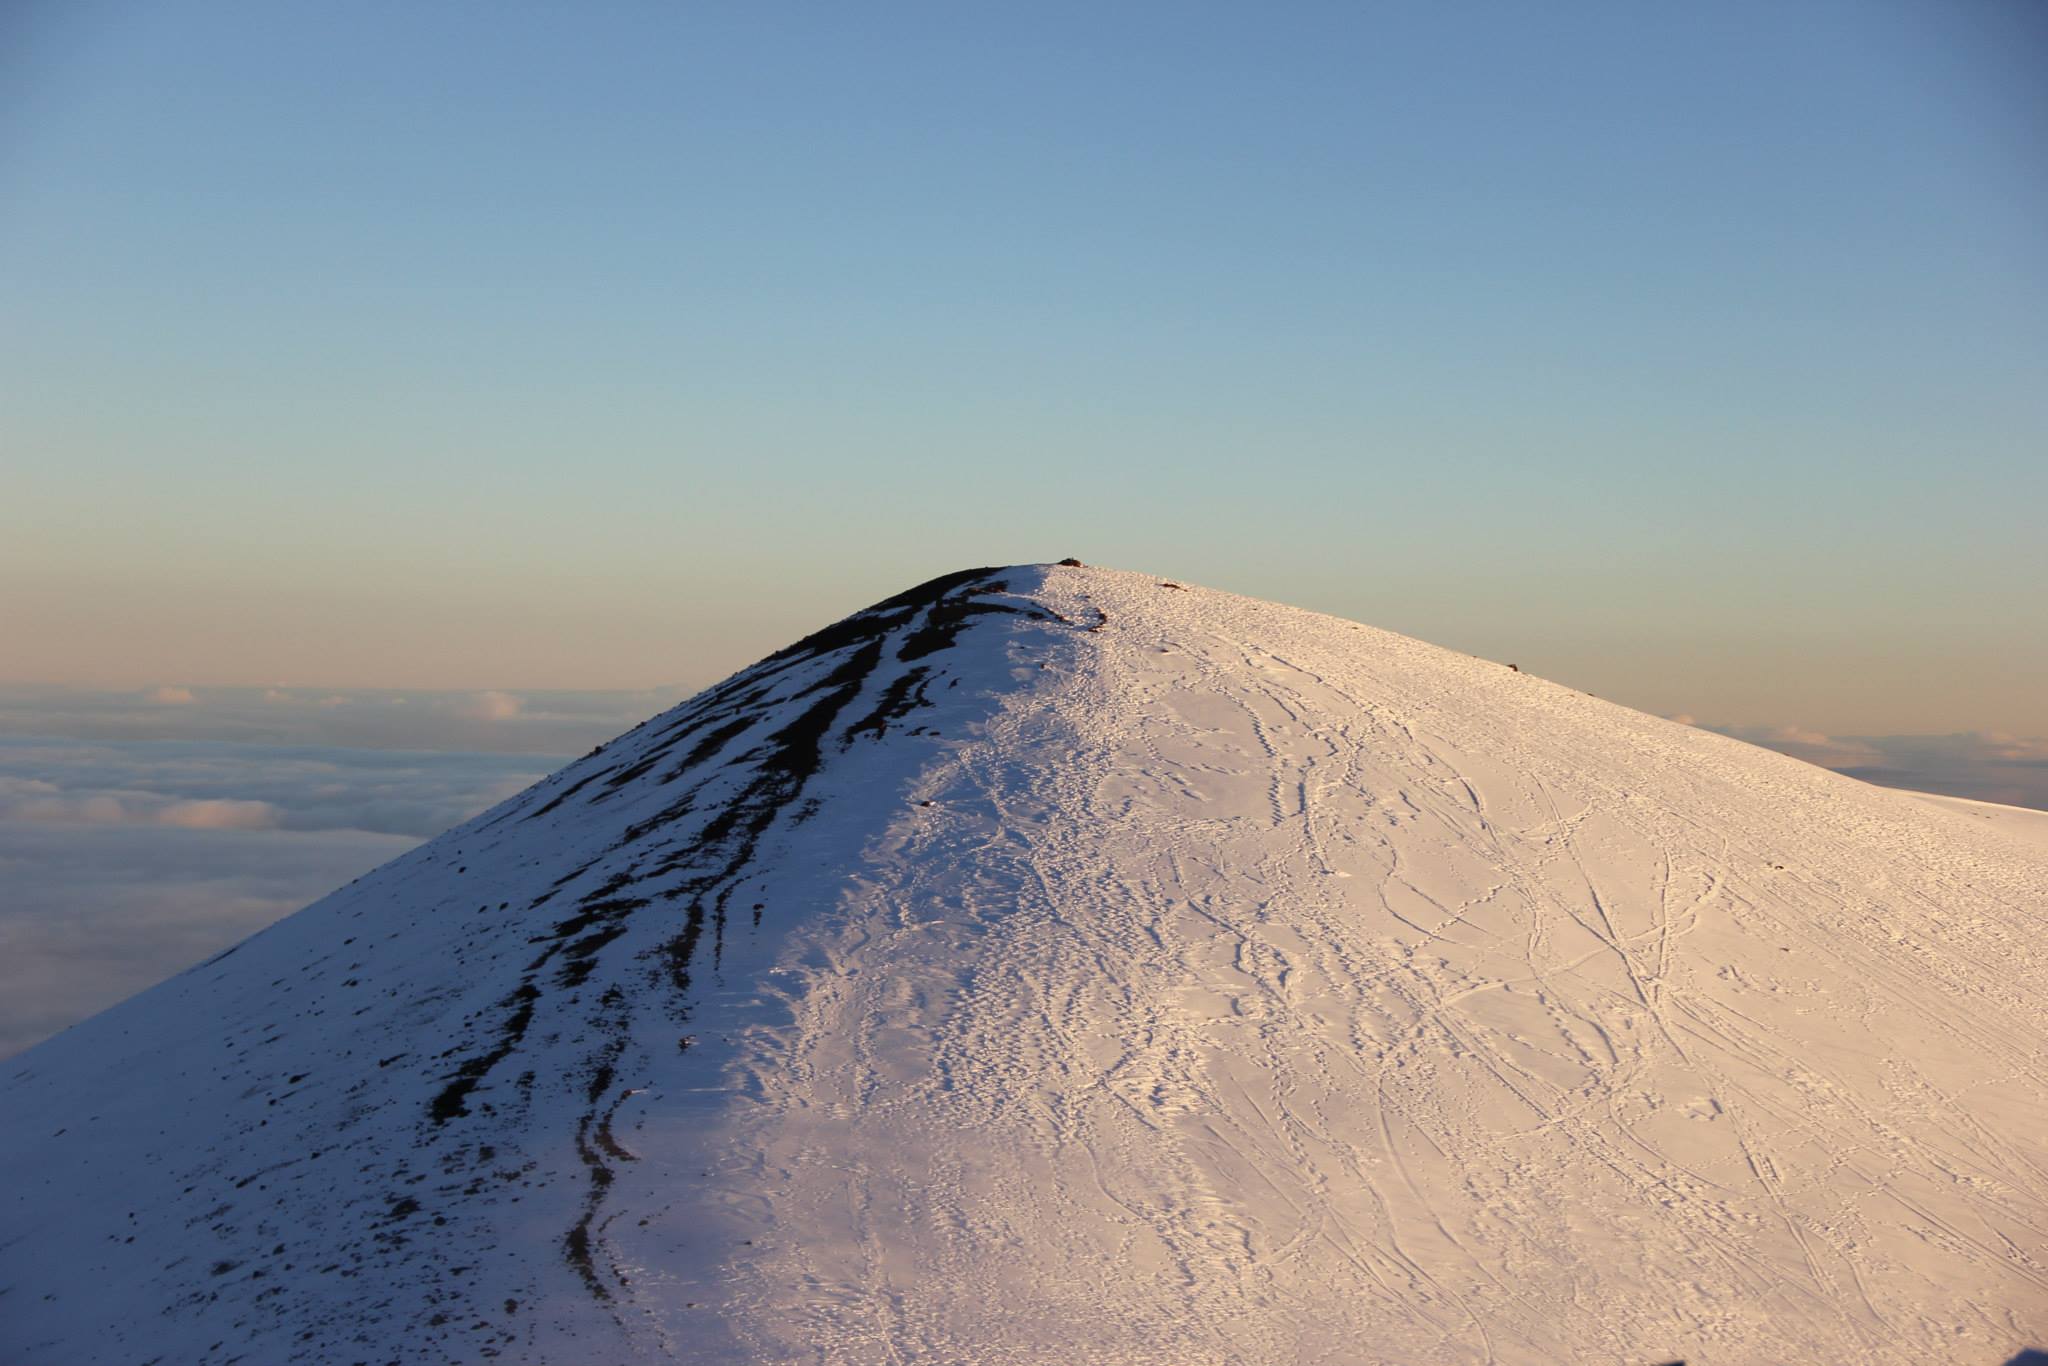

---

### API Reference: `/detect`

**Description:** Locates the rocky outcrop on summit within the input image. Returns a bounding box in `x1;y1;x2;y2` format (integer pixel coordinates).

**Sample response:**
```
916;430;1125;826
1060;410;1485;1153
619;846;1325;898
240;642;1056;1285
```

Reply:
5;563;2046;1365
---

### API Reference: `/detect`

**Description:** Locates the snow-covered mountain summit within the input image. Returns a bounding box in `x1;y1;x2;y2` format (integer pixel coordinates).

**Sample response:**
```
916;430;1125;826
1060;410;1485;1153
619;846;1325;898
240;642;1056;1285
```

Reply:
5;563;2046;1365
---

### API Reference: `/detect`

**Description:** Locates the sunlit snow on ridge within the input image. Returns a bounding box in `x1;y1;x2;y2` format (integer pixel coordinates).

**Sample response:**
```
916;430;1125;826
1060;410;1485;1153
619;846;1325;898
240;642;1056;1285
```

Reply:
3;564;2045;1365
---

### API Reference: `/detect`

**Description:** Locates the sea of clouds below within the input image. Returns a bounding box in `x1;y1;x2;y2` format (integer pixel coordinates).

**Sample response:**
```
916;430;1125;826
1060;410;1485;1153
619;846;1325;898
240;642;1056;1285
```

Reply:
0;684;692;1058
1;683;2043;1059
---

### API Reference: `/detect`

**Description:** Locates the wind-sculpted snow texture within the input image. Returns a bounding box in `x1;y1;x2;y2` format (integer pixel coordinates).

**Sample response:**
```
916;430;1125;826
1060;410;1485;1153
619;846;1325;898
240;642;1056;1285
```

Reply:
5;565;2047;1365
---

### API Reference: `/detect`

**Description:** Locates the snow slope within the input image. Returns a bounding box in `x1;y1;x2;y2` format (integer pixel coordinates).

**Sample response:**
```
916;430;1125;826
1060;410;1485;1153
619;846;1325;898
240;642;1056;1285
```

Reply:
4;563;2045;1366
1904;791;2048;851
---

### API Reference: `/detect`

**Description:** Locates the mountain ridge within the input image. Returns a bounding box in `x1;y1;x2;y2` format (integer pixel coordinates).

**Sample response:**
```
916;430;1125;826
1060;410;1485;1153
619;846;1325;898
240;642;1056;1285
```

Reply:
5;562;2045;1365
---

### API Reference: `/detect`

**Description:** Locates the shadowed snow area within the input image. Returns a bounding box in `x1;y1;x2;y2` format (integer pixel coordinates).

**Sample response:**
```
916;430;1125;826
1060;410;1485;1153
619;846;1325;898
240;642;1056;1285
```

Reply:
4;563;2046;1365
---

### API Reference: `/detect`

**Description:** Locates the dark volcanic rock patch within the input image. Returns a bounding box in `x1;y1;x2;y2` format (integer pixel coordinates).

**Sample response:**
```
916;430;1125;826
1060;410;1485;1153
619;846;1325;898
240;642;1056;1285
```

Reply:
415;566;1088;1305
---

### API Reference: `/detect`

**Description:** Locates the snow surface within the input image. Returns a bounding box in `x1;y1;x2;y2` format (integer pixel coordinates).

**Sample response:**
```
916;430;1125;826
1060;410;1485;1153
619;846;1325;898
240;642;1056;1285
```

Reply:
4;563;2045;1365
1903;791;2048;851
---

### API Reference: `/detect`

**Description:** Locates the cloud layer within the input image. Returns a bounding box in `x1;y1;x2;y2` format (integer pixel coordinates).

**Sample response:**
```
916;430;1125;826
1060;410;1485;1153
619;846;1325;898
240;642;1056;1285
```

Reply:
0;685;664;1058
0;730;559;1058
1708;726;2048;811
0;683;694;757
0;822;418;1059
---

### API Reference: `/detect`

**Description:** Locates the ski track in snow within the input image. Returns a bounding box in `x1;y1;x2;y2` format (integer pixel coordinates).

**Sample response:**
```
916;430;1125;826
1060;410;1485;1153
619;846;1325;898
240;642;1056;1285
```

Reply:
4;564;2046;1365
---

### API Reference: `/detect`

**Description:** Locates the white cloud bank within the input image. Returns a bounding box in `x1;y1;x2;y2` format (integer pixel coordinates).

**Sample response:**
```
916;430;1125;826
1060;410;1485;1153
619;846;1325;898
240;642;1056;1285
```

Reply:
0;789;281;831
0;683;692;756
1708;725;2048;810
0;823;415;1058
462;689;524;722
0;717;571;1058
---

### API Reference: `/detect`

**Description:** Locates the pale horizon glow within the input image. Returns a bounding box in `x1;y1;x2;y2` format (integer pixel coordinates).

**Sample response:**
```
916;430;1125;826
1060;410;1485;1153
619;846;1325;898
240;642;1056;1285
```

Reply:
2;2;2043;735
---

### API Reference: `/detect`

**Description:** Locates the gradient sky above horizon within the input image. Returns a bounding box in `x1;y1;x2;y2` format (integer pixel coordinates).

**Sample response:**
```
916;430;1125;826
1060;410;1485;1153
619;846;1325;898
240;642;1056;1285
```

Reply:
3;1;2044;734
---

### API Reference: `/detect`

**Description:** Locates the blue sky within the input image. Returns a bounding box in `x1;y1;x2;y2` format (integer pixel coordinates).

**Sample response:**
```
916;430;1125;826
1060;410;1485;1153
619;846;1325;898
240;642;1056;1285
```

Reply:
3;1;2043;733
3;4;2046;1056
